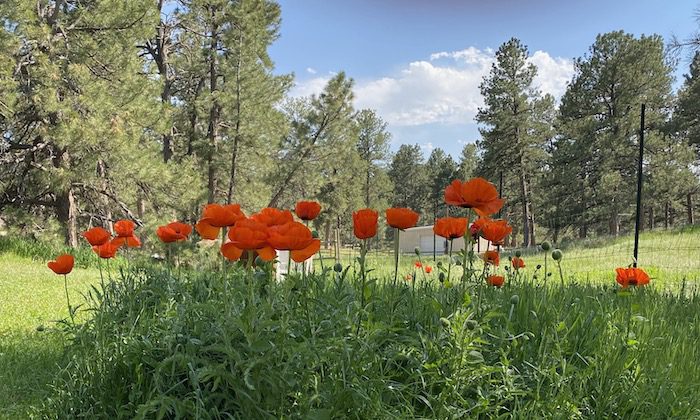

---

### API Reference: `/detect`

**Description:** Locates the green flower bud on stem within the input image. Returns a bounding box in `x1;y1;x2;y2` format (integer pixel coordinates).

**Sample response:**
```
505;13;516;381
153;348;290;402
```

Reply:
552;249;563;261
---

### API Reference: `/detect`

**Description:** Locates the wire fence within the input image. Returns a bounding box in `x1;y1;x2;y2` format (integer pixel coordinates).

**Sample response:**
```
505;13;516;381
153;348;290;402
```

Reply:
318;224;700;289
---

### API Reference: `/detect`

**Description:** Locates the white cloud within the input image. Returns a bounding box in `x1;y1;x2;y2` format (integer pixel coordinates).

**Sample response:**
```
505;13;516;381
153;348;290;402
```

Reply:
529;51;575;98
306;67;317;74
420;142;434;151
290;47;574;127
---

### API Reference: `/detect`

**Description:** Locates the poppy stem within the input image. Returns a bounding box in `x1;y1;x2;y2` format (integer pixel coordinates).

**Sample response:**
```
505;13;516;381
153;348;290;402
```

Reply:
63;274;73;325
393;228;400;284
544;253;548;287
447;239;453;283
97;257;104;290
356;239;368;335
558;261;564;287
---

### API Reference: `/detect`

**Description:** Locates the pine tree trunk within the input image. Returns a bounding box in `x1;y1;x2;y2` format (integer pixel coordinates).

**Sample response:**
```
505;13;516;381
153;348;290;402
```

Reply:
519;171;532;247
664;201;670;229
649;207;655;230
206;14;220;203
688;193;695;225
226;33;244;205
97;160;113;233
364;164;371;208
153;0;173;162
609;213;619;236
579;224;587;239
324;220;331;249
56;186;78;248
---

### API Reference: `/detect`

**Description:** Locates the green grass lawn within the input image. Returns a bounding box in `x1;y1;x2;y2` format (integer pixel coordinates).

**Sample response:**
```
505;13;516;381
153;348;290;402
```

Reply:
0;253;99;418
1;227;699;417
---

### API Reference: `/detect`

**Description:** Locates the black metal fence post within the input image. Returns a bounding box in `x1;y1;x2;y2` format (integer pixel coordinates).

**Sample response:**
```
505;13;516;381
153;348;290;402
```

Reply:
633;104;646;267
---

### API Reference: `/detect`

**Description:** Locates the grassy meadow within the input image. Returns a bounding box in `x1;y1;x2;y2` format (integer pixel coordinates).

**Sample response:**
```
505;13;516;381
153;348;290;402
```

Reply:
0;228;699;417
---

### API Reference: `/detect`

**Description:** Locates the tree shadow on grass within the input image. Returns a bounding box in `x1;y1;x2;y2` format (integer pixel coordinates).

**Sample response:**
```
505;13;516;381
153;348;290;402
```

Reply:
0;329;64;418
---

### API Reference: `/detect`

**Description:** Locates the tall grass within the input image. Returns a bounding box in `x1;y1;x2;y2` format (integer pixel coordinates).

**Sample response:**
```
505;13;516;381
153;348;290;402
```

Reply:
40;261;700;418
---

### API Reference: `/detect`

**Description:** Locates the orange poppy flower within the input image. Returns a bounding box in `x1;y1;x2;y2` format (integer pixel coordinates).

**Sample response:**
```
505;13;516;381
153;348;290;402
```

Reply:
114;220;136;238
433;217;468;239
486;275;505;288
353;208;378;239
48;254;74;275
196;204;246;240
111;235;141;249
511;257;525;269
252;207;295;227
82;227;110;246
93;242;119;259
157;221;192;243
268;222;316;250
482;250;500;266
295;201;322;221
386;207;419;230
291;239;321;263
200;203;245;228
470;217;489;238
424;265;433;274
615;267;650;287
227;218;269;250
414;261;422;268
480;219;512;245
444;178;504;217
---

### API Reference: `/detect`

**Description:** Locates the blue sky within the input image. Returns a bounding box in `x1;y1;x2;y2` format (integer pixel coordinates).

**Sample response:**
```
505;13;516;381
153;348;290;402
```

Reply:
270;0;699;158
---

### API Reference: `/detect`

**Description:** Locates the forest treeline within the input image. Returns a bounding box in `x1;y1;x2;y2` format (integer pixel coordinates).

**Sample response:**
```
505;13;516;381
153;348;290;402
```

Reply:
1;1;699;248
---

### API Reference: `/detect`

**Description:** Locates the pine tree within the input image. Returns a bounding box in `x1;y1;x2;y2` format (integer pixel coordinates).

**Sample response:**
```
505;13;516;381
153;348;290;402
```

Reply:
556;31;675;237
355;109;392;209
388;144;428;215
476;38;554;246
0;0;200;246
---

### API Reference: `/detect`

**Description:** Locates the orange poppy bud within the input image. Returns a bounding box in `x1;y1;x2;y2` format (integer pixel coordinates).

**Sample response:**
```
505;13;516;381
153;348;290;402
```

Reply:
385;207;419;230
114;220;136;238
353;208;378;240
48;254;74;275
482;250;500;266
615;267;650;287
252;207;294;227
227;218;269;250
93;242;119;259
444;178;504;217
486;275;504;288
511;257;525;269
433;217;468;239
268;222;316;251
82;227;111;246
295;201;322;221
480;219;512;245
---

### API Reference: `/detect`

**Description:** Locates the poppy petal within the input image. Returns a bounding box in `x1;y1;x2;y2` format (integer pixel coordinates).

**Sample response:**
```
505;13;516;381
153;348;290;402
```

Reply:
196;220;221;240
291;239;320;263
221;243;244;261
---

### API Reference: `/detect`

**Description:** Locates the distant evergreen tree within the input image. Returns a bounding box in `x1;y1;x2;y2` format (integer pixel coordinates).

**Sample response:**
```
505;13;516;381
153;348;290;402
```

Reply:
388;144;428;217
555;31;678;237
476;38;554;246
